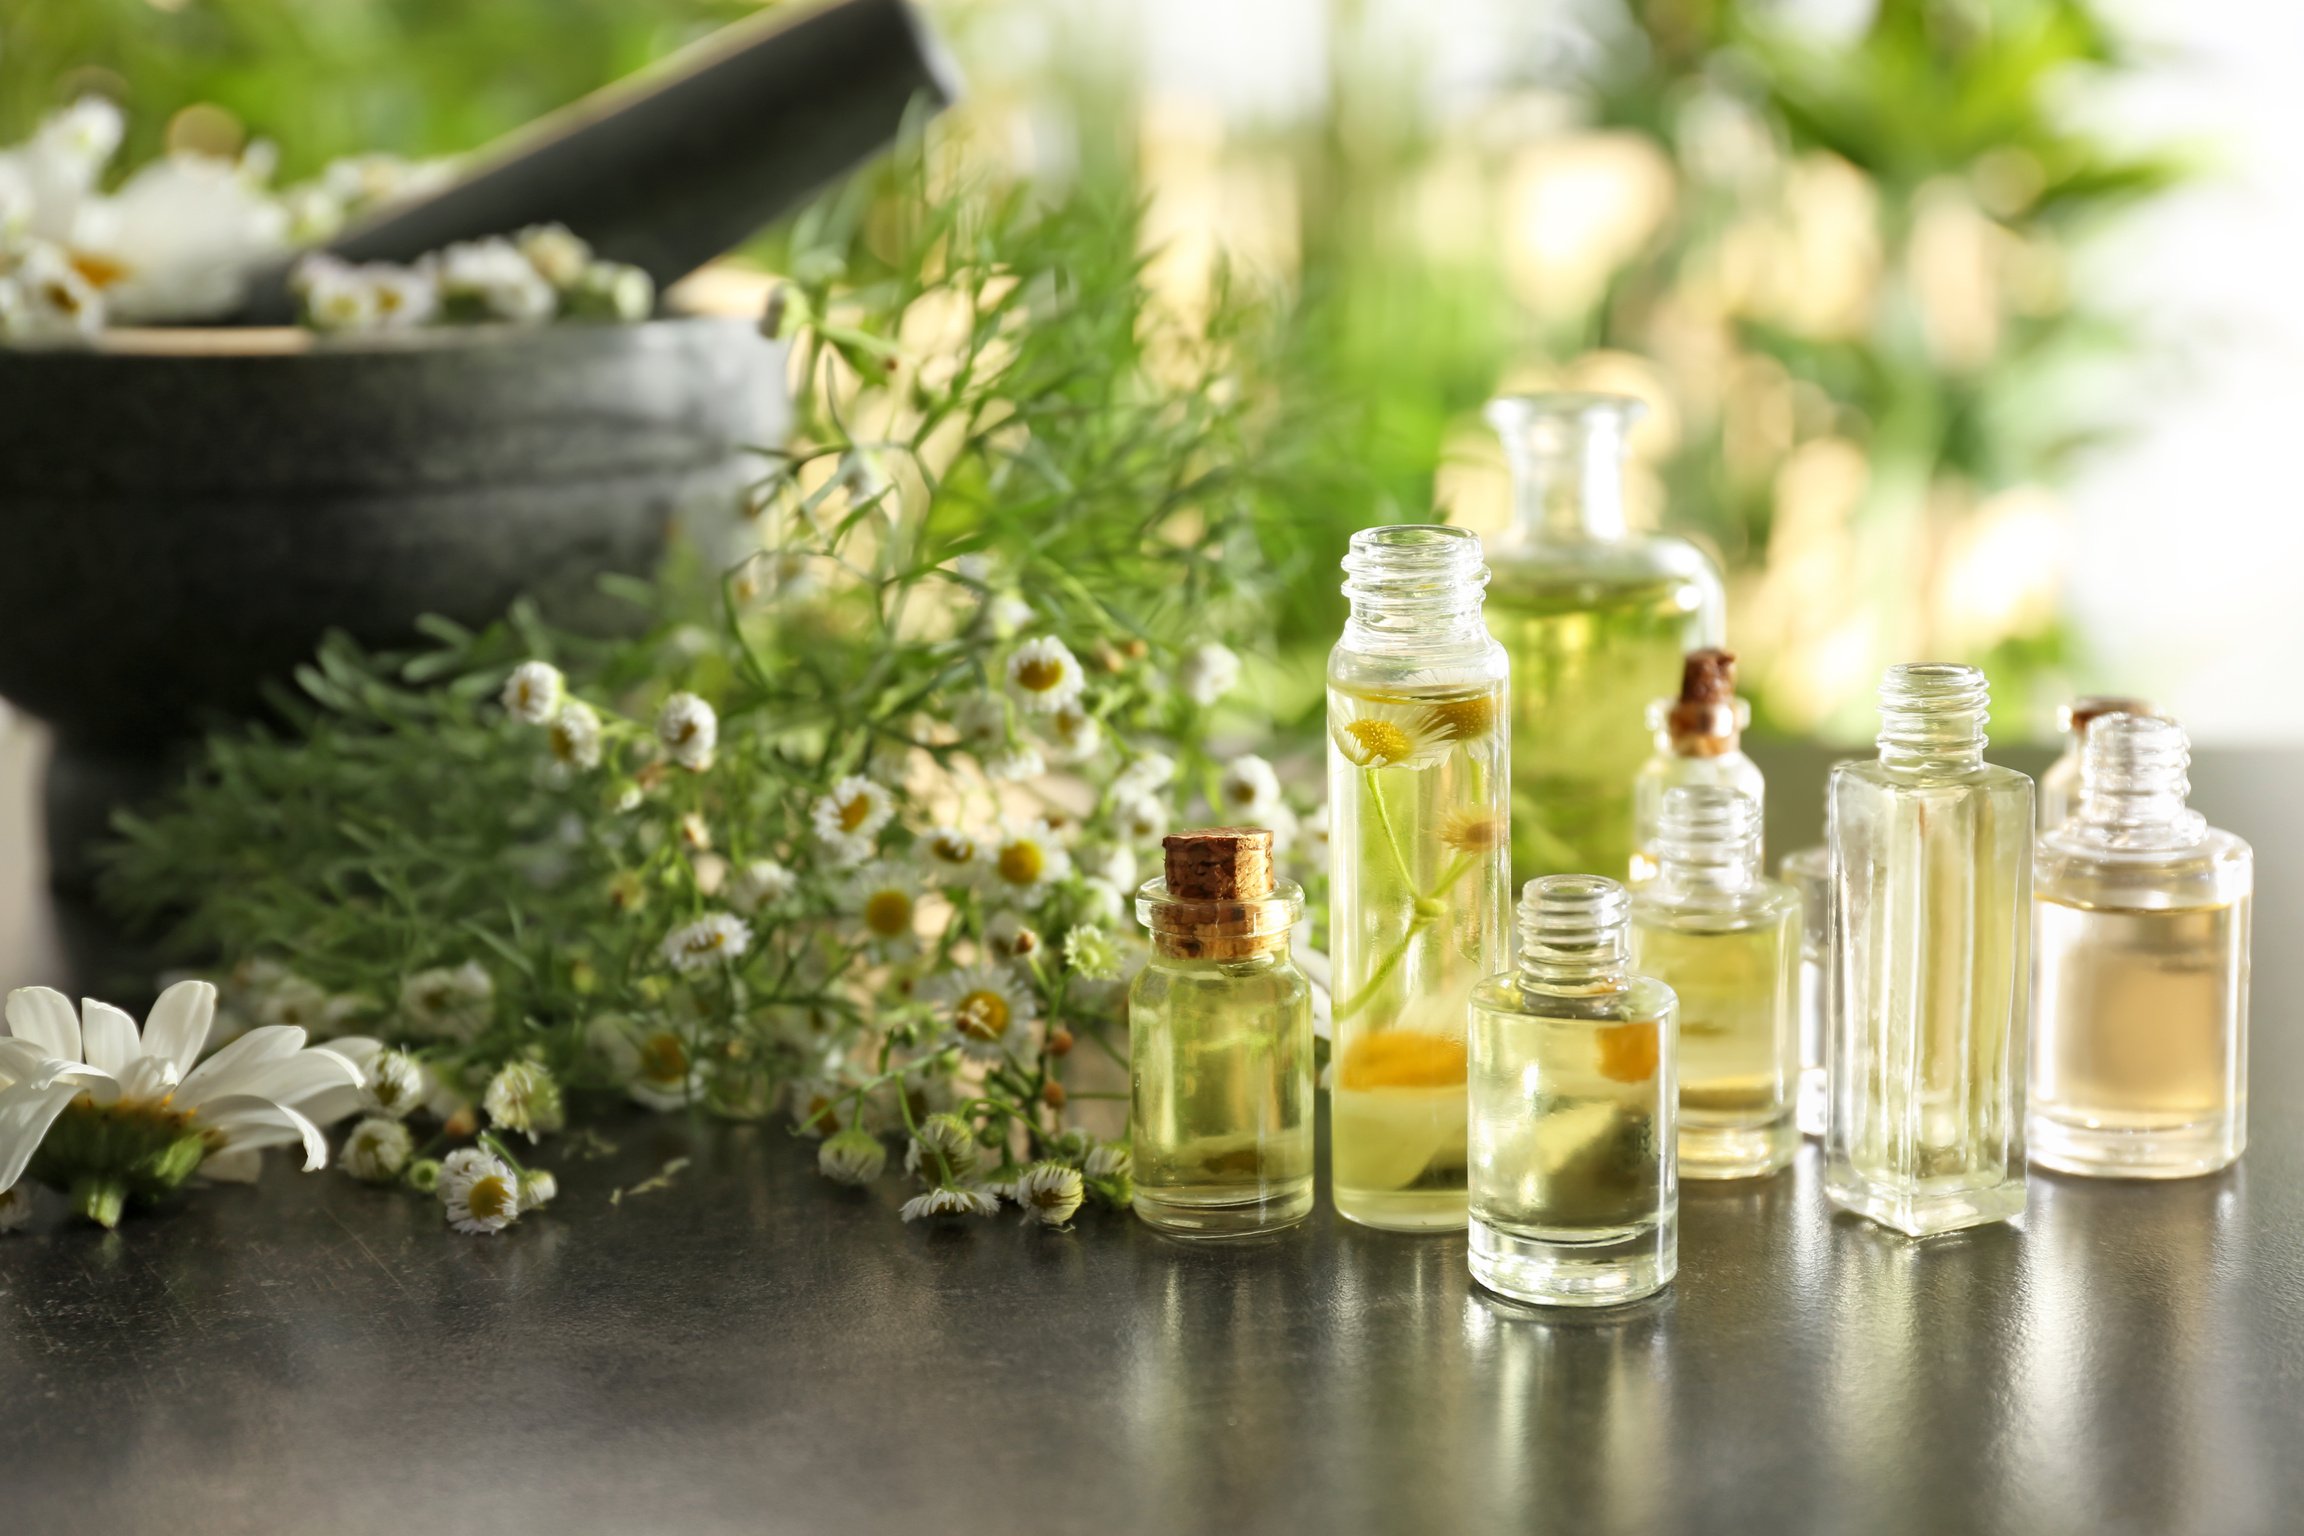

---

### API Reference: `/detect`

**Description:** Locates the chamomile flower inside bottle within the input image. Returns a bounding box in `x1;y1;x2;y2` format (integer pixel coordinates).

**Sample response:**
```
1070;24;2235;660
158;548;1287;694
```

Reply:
1326;525;1510;1232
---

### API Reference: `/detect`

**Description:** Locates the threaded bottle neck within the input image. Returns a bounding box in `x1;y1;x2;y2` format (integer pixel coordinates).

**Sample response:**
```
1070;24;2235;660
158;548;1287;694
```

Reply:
1876;663;1989;771
1517;873;1632;990
2076;712;2203;847
1341;524;1490;650
1652;785;1760;896
1485;392;1641;541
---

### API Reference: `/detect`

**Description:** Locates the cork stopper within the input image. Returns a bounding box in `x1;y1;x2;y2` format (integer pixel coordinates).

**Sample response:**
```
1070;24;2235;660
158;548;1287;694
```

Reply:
1162;827;1275;901
1666;648;1741;756
2059;695;2158;738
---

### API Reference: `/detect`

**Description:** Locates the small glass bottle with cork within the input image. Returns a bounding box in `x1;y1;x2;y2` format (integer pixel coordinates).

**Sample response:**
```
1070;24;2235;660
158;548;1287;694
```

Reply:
1129;826;1316;1237
2039;695;2159;830
1629;647;1764;886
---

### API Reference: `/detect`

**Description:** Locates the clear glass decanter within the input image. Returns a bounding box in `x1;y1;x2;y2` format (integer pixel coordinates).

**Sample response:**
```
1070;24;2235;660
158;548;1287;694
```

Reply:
2033;713;2252;1178
1481;393;1724;890
2038;695;2159;830
1130;827;1316;1236
1327;525;1511;1231
1826;663;2033;1236
1469;874;1677;1306
1629;786;1800;1179
1629;648;1763;886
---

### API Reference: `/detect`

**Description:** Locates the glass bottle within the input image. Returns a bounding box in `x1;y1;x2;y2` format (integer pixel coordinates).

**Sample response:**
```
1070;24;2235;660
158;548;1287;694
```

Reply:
1778;844;1832;1140
1327;524;1511;1231
1826;663;2033;1236
1130;827;1316;1236
2032;713;2251;1178
1469;875;1677;1306
2039;695;2158;830
1629;786;1800;1179
1481;393;1724;890
1629;648;1764;886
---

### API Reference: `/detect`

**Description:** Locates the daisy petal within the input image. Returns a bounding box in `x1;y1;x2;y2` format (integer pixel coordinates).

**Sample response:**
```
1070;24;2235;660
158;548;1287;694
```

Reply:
0;1079;88;1191
199;1148;263;1184
195;1095;328;1172
139;980;216;1079
226;1051;363;1114
0;1037;55;1087
78;1000;140;1078
5;987;81;1064
174;1025;309;1107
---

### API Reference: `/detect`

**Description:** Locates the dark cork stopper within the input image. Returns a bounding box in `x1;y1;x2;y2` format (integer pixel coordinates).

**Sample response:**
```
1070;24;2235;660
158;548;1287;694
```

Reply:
1668;648;1740;755
1163;827;1275;902
2064;695;2158;736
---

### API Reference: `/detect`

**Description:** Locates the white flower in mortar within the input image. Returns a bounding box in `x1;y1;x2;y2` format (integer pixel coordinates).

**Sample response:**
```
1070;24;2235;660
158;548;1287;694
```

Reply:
72;151;291;322
0;981;362;1228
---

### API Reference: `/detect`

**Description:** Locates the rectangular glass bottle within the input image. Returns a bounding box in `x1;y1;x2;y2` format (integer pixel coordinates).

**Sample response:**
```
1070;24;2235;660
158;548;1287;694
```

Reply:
1827;663;2032;1236
1469;875;1677;1306
2032;713;2252;1177
1130;829;1315;1236
1328;525;1511;1231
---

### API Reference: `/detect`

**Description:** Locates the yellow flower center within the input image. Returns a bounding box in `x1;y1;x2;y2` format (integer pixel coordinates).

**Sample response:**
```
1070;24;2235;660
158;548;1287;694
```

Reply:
1427;694;1495;741
1337;1029;1468;1090
863;889;914;937
997;841;1045;886
466;1175;517;1225
1015;657;1066;693
956;990;1012;1040
838;794;875;832
1343;719;1413;765
929;833;974;864
1441;811;1507;855
639;1032;690;1082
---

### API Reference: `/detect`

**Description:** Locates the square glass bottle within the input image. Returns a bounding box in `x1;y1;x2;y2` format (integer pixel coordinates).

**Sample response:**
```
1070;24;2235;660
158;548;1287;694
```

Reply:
1469;875;1677;1307
2033;713;2251;1178
1826;663;2033;1236
1629;786;1800;1179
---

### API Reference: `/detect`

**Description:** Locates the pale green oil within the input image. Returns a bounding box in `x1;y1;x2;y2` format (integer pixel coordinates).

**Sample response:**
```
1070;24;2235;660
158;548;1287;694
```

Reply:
1627;902;1801;1179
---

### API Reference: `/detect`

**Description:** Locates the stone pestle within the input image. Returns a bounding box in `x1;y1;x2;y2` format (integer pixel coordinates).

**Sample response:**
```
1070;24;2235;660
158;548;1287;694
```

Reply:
230;0;957;322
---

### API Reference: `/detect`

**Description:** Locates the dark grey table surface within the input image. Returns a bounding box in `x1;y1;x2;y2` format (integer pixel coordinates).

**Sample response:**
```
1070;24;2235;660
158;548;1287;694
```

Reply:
3;742;2299;1536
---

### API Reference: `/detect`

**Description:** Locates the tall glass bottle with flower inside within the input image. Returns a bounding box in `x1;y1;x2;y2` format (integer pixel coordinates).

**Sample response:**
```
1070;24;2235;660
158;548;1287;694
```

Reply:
1828;664;2033;1236
1328;525;1511;1230
1482;394;1723;890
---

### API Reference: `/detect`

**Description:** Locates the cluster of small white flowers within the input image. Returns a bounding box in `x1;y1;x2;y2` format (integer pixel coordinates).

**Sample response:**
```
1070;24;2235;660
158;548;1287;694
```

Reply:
1177;642;1241;707
289;224;652;334
498;661;610;775
398;961;495;1040
811;775;894;865
1217;754;1284;822
661;912;753;973
656;692;718;770
483;1061;566;1141
729;858;798;913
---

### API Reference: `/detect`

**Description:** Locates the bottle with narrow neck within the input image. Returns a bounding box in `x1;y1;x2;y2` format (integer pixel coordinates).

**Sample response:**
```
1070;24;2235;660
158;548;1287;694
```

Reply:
1468;875;1677;1306
2038;694;2159;830
2032;713;2252;1177
1629;786;1800;1179
1826;663;2033;1236
1326;525;1510;1232
1629;648;1764;886
1480;393;1724;891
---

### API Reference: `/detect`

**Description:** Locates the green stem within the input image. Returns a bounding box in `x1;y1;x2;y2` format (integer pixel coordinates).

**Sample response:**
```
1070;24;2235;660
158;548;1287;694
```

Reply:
1363;766;1422;899
71;1176;127;1230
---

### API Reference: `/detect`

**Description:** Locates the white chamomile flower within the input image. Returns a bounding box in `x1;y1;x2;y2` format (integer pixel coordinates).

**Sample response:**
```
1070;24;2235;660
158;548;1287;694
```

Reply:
1005;637;1086;715
342;1118;413;1184
984;744;1045;784
297;258;379;333
515;222;593;289
1328;692;1460;770
1084;1142;1132;1180
1300;804;1331;858
819;1126;887;1186
984;911;1039;964
1041;701;1102;765
984;593;1035;637
1062;924;1122;982
921;965;1038;1063
1012;1161;1086;1227
1177;642;1241;707
1216;755;1284;822
812;775;895;845
662;913;753;973
1114;793;1170;844
548;701;603;771
1114;751;1177;801
987;820;1072;905
656;692;718;770
899;1184;999;1222
353;1045;427;1120
501;660;565;724
483;1061;566;1141
919;826;985;886
729;858;798;913
904;1112;981;1183
398;962;494;1040
841;862;920;955
589;1017;701;1113
950;692;1008;751
0;1182;31;1233
364;262;438;328
517;1169;558;1211
787;1076;856;1138
439;1147;521;1235
431;236;556;323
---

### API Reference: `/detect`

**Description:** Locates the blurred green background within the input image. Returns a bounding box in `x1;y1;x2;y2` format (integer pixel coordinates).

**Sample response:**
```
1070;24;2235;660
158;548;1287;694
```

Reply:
0;0;2186;738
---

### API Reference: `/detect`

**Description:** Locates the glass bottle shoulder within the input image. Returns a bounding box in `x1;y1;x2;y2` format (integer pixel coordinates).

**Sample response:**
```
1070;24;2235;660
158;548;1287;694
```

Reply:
2036;824;2253;911
1327;631;1508;691
1630;875;1801;934
1132;950;1311;999
1833;755;2034;801
1472;972;1677;1025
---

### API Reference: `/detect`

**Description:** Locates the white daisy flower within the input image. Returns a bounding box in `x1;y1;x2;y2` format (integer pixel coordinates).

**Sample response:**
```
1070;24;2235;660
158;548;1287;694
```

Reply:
1328;693;1461;770
439;1148;521;1235
899;1184;999;1222
1114;793;1170;844
1005;637;1086;715
322;1040;429;1120
297;258;379;333
364;262;438;328
950;692;1008;751
985;744;1045;784
1084;1142;1132;1180
1062;924;1122;982
1041;701;1103;765
904;1112;982;1183
548;701;603;771
515;222;592;289
517;1169;558;1211
1113;752;1177;800
431;236;556;323
984;912;1040;963
1300;804;1331;858
587;1017;701;1113
840;863;920;955
988;820;1072;905
920;965;1038;1063
812;775;895;844
0;1182;31;1233
656;692;717;770
1012;1161;1086;1227
1178;642;1241;706
398;962;495;1040
1217;755;1285;822
819;1126;888;1186
662;913;753;973
729;859;798;913
919;826;985;886
501;660;564;724
787;1076;856;1139
342;1118;413;1184
984;594;1036;637
816;831;874;870
483;1061;565;1141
